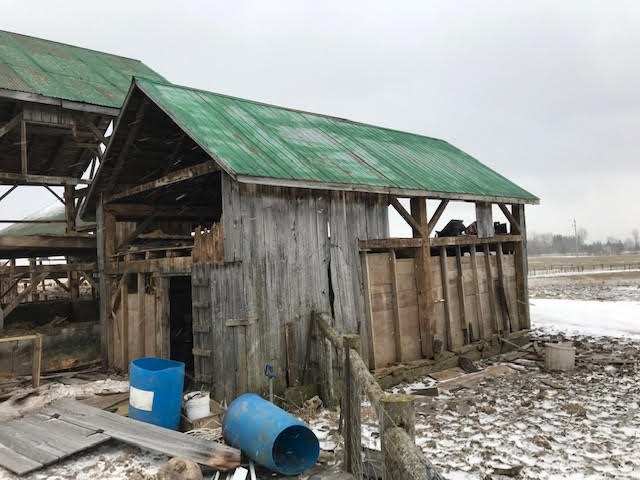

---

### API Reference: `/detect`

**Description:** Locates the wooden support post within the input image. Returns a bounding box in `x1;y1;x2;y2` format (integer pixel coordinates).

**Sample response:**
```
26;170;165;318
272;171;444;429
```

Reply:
410;198;433;359
316;315;336;408
455;246;470;344
343;334;362;478
32;334;42;388
97;195;115;367
388;250;403;362
497;203;521;235
511;204;530;329
469;247;485;340
381;393;417;480
119;274;129;370
391;198;426;238
20;120;27;174
495;242;512;333
28;258;37;301
483;244;500;334
137;273;146;358
360;252;377;369
63;184;76;233
439;246;453;350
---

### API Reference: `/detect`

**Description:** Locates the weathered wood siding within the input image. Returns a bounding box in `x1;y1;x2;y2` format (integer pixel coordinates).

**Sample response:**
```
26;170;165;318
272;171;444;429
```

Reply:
366;249;521;368
196;174;387;401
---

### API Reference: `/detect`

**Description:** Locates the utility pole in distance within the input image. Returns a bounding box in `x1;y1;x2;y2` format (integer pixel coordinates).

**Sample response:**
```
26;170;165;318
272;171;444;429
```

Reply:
573;218;578;256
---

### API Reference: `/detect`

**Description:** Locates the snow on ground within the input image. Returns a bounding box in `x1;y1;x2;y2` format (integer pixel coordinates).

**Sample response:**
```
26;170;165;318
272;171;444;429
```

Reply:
531;299;640;338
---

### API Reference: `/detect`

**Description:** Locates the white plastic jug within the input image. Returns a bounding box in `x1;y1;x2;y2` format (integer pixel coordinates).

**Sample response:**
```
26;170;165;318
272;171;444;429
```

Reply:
183;391;210;421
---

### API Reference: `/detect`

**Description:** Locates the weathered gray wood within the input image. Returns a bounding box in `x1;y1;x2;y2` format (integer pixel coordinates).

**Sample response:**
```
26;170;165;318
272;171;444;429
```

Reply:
469;247;486;340
360;252;377;368
0;442;42;475
511;204;530;329
427;199;449;235
382;427;446;480
495;242;512;333
381;394;416;479
455;246;469;344
483;244;501;334
475;202;493;238
46;399;241;471
439;247;453;350
343;335;363;478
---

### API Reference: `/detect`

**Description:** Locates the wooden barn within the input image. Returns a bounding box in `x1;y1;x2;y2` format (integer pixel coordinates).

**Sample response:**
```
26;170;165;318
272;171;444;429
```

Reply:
80;78;538;401
0;30;163;374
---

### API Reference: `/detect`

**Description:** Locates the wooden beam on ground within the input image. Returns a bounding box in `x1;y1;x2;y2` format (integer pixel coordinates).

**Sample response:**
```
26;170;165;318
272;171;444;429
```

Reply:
107;161;218;203
497;203;522;235
105;100;148;195
439;246;453;350
410;198;434;358
455;246;470;344
0;113;22;138
427;199;449;235
388;250;403;362
391;197;426;238
45;399;241;471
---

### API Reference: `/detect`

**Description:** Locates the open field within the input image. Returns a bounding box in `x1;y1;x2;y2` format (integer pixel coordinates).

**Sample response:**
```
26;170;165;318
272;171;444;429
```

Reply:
529;253;640;276
529;254;640;301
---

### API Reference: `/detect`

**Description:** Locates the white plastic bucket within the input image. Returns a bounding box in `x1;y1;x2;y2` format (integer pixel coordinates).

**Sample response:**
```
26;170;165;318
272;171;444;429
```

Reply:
183;391;210;421
545;343;575;371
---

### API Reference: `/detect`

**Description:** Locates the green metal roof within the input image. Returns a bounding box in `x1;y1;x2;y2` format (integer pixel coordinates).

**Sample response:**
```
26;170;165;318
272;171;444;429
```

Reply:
0;30;165;108
135;79;537;203
0;203;92;236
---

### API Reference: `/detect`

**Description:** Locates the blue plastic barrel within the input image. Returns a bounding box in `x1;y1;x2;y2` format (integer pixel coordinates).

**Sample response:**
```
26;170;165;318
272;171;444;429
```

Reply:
223;393;319;475
129;358;185;430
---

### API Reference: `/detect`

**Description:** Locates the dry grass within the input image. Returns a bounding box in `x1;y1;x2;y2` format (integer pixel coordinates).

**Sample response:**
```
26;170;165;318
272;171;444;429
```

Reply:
529;253;640;270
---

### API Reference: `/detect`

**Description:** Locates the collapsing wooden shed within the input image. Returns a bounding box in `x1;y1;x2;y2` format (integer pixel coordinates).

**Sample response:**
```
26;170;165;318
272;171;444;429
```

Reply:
81;78;538;401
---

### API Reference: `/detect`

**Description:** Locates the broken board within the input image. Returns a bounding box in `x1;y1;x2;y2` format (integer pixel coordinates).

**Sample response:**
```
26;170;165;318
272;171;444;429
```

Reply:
0;412;109;475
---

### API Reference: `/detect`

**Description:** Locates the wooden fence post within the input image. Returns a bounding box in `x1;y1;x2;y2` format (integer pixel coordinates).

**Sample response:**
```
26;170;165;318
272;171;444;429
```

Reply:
343;333;362;477
381;393;419;480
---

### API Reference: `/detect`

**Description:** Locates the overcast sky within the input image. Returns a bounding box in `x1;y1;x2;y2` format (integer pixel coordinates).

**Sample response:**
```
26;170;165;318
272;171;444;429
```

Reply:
2;0;639;241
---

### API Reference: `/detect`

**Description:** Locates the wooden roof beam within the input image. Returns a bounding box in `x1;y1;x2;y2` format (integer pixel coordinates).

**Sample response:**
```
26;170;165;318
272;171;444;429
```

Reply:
0;113;22;139
497;203;522;235
427;199;449;235
106;161;218;203
0;172;90;186
390;197;426;238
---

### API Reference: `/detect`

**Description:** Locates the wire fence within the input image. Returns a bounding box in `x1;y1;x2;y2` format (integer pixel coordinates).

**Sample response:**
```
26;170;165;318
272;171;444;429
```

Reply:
528;262;640;277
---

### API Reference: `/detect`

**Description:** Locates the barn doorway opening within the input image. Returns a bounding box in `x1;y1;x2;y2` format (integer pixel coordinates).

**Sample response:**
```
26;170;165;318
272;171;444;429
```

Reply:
169;276;194;386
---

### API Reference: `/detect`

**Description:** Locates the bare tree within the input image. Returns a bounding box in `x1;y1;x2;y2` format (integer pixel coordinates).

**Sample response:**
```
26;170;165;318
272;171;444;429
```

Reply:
633;228;639;250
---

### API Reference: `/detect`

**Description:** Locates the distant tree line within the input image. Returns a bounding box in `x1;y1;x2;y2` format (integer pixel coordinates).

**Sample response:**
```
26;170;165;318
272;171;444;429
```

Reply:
528;228;640;256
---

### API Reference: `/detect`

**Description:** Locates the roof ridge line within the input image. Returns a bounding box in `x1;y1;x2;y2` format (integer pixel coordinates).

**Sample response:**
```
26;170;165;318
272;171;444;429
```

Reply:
134;77;455;146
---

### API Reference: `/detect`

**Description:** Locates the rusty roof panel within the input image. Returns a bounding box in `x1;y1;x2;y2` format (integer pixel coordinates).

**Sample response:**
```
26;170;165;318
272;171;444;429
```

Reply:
0;30;165;108
133;78;537;202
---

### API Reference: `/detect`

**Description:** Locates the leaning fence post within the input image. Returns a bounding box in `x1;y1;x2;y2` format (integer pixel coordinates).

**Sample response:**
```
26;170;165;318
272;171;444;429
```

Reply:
381;393;416;479
343;333;362;477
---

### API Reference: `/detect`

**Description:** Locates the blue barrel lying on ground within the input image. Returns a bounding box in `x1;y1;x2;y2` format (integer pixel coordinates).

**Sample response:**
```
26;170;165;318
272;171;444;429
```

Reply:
223;393;320;475
129;357;185;430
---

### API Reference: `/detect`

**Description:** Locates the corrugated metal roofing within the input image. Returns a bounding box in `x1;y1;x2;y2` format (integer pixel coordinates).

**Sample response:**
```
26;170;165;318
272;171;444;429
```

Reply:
0;30;165;108
0;203;91;236
136;79;538;202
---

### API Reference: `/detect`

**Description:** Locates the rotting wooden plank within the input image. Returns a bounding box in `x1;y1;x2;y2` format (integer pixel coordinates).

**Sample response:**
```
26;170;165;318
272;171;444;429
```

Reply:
495;242;512;334
46;399;241;471
388;250;403;362
439;247;453;350
0;424;62;465
483;244;500;334
469;247;486;340
285;322;299;387
455;246;470;344
360;252;377;368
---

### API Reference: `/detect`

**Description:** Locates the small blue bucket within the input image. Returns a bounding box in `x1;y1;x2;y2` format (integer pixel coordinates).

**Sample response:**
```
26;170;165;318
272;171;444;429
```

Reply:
129;357;185;430
223;393;319;475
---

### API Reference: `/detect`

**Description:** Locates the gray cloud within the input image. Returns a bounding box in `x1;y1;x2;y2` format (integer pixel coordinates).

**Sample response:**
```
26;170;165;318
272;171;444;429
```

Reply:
2;0;638;241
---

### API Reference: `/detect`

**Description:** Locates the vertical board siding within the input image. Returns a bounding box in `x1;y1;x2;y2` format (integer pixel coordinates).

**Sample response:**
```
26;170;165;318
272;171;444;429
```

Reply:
366;248;523;362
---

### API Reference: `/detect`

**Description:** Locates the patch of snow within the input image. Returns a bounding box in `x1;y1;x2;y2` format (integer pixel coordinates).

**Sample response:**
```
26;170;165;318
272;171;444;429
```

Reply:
531;298;640;338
